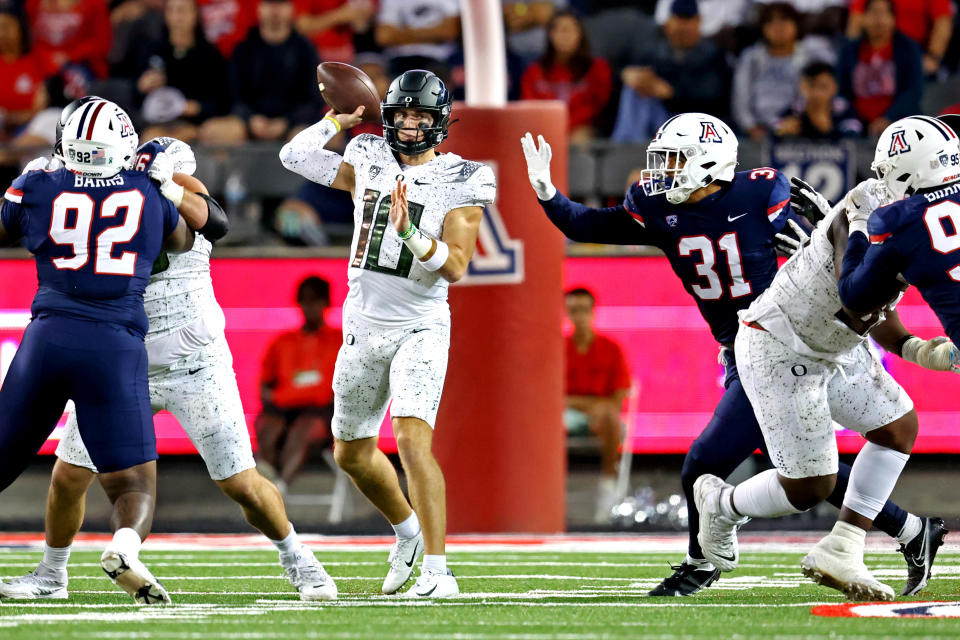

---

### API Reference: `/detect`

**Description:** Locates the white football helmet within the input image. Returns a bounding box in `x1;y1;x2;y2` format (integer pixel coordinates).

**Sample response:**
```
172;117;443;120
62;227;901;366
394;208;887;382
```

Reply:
61;99;139;178
871;115;960;200
641;113;739;204
147;137;196;176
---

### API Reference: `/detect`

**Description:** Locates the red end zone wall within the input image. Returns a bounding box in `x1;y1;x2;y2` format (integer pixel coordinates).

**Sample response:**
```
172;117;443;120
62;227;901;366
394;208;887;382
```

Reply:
2;255;959;459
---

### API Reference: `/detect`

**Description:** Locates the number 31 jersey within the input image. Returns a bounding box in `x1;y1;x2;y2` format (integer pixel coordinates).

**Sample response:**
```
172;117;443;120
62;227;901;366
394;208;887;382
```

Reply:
342;134;496;326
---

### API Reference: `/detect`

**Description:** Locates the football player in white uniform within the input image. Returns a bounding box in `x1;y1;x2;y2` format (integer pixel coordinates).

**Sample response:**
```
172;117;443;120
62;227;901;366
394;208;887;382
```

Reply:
0;106;336;603
280;69;496;597
695;176;953;601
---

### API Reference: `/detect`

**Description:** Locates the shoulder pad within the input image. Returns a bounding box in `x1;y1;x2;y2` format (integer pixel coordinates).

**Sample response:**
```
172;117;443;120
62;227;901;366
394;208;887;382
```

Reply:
867;197;919;242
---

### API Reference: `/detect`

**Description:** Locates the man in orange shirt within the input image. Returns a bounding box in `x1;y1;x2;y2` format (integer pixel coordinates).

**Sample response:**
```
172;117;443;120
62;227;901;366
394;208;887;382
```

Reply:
257;276;341;493
564;287;631;523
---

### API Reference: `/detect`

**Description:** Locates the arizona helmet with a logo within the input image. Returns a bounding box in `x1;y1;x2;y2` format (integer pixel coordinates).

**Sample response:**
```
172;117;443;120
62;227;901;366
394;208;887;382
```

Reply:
61;99;139;178
641;113;738;204
872;115;960;200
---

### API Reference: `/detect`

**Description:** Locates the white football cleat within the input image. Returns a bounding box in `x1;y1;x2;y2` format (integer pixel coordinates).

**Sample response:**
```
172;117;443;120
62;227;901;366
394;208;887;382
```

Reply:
402;568;459;598
283;546;337;601
382;532;424;594
694;474;749;572
0;567;68;600
801;532;895;601
100;550;171;604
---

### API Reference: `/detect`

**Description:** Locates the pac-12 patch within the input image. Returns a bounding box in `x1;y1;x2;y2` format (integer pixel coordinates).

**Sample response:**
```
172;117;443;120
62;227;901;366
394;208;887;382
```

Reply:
812;601;960;618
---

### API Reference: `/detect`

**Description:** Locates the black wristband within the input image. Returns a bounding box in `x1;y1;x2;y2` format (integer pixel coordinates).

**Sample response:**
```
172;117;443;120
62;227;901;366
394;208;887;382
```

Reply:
894;334;916;358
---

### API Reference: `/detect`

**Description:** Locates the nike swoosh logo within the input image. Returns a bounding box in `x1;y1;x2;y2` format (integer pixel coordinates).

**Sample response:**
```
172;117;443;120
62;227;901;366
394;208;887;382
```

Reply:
417;583;438;597
716;552;736;562
188;368;203;375
413;179;429;185
404;541;421;568
727;213;748;222
411;328;428;334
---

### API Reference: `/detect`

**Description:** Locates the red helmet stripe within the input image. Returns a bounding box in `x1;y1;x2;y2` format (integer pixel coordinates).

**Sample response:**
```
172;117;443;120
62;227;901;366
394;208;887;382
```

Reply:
85;101;107;141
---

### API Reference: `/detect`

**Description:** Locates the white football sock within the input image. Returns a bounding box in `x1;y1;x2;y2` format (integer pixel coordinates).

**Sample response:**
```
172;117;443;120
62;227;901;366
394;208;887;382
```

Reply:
730;469;802;518
843;442;909;521
40;543;71;573
109;527;142;558
392;511;421;539
684;554;714;570
422;554;446;573
271;523;300;557
897;514;923;545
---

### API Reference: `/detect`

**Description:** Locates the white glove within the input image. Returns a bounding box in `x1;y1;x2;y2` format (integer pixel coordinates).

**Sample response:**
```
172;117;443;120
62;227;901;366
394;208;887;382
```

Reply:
774;218;811;257
901;336;960;372
21;156;62;174
843;178;890;236
147;151;184;207
520;132;556;201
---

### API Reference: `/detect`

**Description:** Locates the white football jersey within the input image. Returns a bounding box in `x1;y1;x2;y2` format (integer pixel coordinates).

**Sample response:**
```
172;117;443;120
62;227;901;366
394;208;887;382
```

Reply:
739;209;884;363
144;233;225;343
341;134;496;325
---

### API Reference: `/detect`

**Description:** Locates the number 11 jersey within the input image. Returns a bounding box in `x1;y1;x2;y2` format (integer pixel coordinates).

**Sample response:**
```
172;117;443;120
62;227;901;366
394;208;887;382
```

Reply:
342;134;496;326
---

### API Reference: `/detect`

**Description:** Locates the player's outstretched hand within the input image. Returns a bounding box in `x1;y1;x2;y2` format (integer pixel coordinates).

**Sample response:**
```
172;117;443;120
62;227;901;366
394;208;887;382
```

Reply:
330;105;365;130
147;151;174;186
842;178;889;236
902;335;960;372
774;218;810;257
789;177;831;226
520;132;557;201
389;178;409;234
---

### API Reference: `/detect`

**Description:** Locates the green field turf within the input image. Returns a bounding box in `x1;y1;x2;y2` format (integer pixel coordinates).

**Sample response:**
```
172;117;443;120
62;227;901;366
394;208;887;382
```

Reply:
1;546;958;639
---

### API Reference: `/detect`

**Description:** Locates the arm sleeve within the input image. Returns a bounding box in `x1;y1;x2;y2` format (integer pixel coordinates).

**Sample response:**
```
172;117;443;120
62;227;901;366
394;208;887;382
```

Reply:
197;193;228;241
278;119;344;186
838;231;907;313
765;170;794;232
540;189;652;245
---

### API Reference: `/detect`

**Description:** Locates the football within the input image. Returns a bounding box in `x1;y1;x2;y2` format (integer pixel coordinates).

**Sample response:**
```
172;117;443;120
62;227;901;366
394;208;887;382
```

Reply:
316;62;382;123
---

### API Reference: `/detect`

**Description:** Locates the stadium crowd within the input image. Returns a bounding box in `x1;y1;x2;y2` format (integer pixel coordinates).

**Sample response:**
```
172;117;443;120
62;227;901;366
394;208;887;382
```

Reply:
0;0;958;244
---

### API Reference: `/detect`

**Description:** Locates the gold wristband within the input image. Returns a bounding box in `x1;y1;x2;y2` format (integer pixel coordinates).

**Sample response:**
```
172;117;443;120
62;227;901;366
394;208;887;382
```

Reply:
323;115;342;133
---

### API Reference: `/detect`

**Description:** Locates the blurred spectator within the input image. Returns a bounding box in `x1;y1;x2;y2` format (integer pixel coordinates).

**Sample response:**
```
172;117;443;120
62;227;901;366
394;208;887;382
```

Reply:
564;287;631;523
520;10;612;143
108;0;165;79
197;0;257;58
275;181;355;245
26;0;111;77
374;0;460;76
135;0;229;142
583;4;657;75
837;0;923;137
846;0;953;76
654;0;750;42
503;0;559;63
256;276;340;494
293;0;374;63
0;8;55;140
774;61;863;140
202;0;320;145
732;3;830;141
618;0;730;130
755;0;848;40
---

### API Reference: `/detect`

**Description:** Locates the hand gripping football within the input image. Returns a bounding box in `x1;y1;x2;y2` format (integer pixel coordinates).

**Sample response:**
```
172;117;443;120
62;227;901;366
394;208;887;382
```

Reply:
316;62;381;123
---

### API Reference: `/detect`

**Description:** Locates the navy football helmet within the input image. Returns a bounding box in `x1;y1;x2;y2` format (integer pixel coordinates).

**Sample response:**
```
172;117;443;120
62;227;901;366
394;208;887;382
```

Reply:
381;70;452;155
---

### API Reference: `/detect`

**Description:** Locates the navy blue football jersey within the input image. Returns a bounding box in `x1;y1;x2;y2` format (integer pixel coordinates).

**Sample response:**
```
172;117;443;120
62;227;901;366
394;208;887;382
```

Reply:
840;182;960;344
542;168;796;345
1;168;181;336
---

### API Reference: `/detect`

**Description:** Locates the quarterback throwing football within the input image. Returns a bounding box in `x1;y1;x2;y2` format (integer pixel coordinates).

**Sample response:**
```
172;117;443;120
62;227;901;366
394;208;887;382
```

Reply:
280;70;496;597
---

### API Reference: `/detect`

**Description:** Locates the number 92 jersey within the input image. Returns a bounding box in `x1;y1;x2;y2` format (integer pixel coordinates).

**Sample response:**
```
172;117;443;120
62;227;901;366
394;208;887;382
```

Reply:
342;133;496;325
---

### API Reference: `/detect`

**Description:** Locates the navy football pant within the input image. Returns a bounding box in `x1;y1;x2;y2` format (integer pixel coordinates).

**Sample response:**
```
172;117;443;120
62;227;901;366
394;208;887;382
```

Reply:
681;351;909;560
0;315;156;493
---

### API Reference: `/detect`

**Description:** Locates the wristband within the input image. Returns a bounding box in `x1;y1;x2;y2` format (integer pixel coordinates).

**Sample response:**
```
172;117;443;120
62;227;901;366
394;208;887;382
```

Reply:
420;240;449;272
322;114;342;133
160;180;185;208
401;224;434;258
398;222;416;240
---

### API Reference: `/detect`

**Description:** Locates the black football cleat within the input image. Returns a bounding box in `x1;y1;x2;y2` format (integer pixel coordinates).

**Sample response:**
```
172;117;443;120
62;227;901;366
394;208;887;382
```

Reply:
899;516;948;596
648;562;720;597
